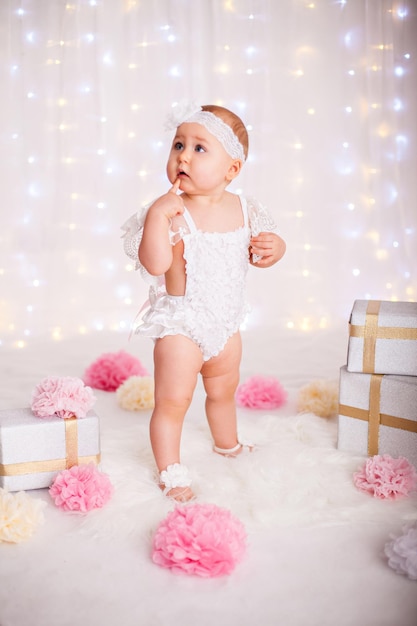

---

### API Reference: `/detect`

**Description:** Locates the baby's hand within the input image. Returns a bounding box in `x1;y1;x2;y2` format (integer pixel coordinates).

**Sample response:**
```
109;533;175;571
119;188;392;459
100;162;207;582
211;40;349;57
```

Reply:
167;178;182;201
250;232;286;267
150;179;185;220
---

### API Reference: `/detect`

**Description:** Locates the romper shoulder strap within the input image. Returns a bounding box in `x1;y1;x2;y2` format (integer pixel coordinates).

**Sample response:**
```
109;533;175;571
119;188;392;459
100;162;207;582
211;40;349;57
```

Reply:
182;207;198;233
239;196;249;227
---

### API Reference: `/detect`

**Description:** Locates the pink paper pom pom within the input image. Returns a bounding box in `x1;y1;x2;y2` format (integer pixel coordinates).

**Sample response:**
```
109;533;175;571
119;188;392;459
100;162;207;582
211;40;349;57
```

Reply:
152;503;246;577
83;350;148;391
385;523;417;580
49;463;113;513
31;376;96;419
236;375;287;409
353;454;417;500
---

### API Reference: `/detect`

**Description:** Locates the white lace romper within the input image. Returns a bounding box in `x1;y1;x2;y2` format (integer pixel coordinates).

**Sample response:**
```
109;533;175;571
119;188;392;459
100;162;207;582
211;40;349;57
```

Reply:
121;196;277;361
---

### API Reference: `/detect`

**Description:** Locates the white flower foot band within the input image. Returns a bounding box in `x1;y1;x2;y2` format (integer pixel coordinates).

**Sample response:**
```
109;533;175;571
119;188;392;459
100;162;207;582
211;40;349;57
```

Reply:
159;463;192;496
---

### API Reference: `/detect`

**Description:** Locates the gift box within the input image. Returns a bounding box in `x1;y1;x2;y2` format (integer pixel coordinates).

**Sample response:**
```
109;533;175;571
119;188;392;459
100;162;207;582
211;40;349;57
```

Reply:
0;408;101;491
338;365;417;468
346;299;417;376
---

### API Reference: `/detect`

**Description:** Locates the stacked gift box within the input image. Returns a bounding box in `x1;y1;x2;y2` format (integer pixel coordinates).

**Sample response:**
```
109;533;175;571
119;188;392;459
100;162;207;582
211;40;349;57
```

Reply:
338;299;417;468
0;372;101;495
0;409;100;491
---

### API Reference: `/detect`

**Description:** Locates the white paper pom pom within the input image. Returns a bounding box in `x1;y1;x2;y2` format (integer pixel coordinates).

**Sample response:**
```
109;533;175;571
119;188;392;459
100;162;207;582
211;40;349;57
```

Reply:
297;379;339;418
116;376;154;410
385;523;417;580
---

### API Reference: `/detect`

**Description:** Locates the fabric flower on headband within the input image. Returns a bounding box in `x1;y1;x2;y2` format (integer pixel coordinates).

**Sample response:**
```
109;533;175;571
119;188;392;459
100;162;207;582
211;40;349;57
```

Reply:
353;454;417;500
0;488;46;543
31;376;95;419
164;101;202;131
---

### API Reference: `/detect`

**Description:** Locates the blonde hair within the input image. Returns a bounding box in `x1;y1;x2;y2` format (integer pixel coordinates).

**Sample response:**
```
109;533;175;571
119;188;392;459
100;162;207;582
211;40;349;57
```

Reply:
201;105;249;160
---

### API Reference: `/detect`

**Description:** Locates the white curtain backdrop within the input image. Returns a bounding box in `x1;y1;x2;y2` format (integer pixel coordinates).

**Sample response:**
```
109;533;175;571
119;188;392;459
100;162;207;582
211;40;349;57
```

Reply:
1;0;416;348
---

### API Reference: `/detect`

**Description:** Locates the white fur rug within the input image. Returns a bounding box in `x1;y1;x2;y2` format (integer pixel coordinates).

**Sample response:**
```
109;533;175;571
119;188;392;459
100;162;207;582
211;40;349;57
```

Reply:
1;329;416;626
74;392;417;540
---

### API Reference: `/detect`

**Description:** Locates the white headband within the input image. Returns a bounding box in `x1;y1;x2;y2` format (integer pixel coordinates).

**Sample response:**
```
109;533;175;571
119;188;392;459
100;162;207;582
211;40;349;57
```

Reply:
165;102;246;163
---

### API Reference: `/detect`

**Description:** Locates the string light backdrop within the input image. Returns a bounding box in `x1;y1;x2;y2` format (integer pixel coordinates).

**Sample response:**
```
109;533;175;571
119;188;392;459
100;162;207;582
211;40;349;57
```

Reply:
0;0;415;349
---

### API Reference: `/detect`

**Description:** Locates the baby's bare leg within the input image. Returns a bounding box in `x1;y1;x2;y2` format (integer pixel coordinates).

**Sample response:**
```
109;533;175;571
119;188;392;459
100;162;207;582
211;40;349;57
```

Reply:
201;332;242;451
151;335;203;501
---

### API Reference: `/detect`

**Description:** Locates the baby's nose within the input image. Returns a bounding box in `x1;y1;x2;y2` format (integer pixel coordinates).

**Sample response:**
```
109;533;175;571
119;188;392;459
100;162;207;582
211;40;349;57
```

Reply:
179;148;191;163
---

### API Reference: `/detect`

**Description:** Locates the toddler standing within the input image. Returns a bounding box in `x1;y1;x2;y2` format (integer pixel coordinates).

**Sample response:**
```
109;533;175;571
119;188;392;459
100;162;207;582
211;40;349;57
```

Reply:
122;103;286;501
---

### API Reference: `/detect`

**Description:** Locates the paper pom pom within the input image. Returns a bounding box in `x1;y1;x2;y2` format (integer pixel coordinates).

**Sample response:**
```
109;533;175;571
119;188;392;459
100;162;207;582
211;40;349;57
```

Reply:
297;379;338;418
83;350;148;391
0;488;46;543
116;375;155;410
49;463;113;513
236;375;287;409
385;523;417;580
31;376;96;419
152;503;246;577
353;454;417;500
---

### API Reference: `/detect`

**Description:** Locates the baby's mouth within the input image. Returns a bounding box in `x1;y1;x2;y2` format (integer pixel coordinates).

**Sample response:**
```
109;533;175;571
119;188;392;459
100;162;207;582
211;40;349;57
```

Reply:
178;170;189;178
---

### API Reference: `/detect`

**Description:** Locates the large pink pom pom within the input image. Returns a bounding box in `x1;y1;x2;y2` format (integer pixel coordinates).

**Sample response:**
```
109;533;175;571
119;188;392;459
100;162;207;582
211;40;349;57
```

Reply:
353;454;417;500
236;375;287;409
49;463;113;513
152;503;246;577
83;350;148;391
31;376;96;419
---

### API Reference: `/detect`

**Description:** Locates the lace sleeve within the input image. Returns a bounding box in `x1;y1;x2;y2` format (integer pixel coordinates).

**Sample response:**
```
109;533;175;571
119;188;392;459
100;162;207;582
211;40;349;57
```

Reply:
120;202;160;287
247;196;278;236
169;214;190;245
247;196;278;264
121;202;190;287
120;203;151;271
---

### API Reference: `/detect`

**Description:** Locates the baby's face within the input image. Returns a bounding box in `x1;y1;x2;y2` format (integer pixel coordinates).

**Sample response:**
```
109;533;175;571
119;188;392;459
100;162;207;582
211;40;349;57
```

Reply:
166;122;239;195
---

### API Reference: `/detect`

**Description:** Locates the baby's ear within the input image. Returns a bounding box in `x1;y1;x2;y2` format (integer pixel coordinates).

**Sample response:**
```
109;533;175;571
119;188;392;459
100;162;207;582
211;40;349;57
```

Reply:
226;159;243;181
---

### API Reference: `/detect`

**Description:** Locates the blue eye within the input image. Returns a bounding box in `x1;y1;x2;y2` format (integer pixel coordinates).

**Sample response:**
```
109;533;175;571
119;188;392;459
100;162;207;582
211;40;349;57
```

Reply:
195;144;205;153
174;141;183;150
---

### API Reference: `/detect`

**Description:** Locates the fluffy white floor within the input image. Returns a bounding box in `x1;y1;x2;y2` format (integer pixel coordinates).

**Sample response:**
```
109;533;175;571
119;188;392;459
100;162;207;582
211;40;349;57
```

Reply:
1;327;416;626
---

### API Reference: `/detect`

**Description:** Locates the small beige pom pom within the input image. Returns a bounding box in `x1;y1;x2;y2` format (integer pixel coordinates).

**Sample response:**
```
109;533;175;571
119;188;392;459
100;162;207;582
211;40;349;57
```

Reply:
116;376;155;411
297;379;339;418
0;489;46;543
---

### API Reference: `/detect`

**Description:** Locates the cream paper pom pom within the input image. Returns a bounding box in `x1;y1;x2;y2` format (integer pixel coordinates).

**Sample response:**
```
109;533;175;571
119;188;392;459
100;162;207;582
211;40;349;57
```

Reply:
116;375;155;410
0;488;46;543
297;379;339;418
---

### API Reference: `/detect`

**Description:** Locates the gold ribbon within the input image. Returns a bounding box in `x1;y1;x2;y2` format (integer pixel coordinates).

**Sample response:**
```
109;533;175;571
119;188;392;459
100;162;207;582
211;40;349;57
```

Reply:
363;300;380;373
65;417;78;468
0;455;101;477
339;374;417;455
368;374;382;456
0;416;100;477
349;300;417;373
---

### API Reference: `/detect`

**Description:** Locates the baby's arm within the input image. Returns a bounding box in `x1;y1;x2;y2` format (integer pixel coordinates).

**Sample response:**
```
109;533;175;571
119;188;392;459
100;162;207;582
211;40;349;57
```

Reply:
139;179;184;276
250;232;286;268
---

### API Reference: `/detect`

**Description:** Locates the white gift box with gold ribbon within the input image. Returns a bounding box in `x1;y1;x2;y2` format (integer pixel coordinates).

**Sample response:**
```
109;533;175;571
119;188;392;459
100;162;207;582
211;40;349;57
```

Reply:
338;365;417;468
0;408;101;491
347;299;417;376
